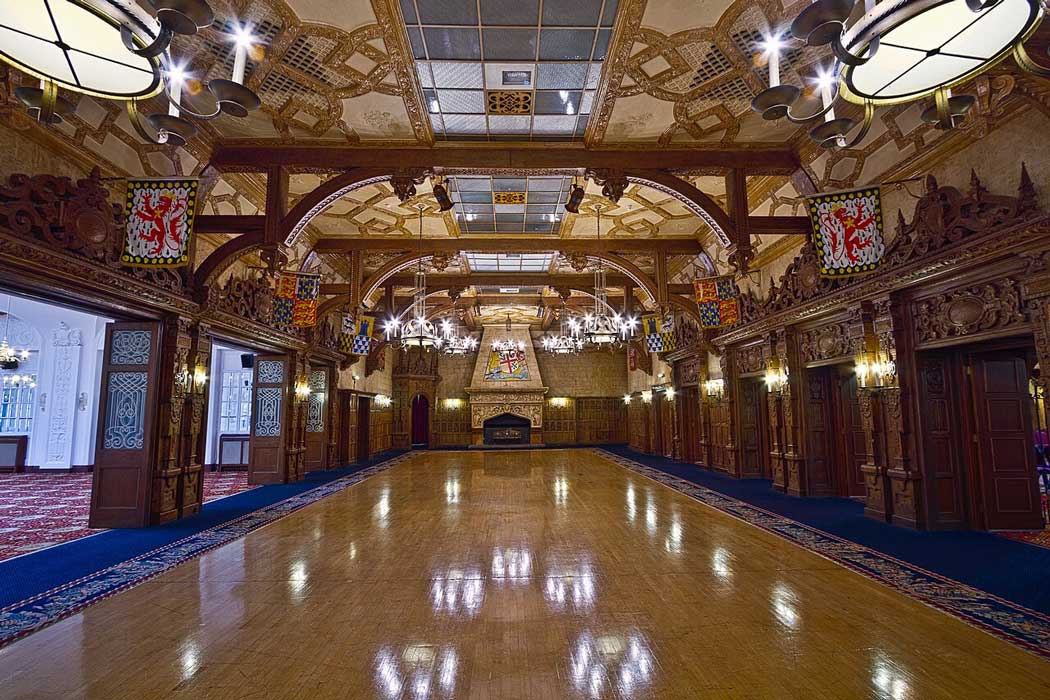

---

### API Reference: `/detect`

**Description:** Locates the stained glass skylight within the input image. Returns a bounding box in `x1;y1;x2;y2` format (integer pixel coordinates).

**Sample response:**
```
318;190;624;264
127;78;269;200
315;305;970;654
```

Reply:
451;175;571;234
401;0;617;140
463;253;556;272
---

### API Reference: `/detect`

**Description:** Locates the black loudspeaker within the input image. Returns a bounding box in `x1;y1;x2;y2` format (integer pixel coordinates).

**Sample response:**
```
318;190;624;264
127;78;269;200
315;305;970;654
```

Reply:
240;353;255;369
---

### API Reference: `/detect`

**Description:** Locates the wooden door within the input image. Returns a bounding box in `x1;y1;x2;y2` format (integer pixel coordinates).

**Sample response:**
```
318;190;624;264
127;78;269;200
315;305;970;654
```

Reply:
304;368;329;471
679;387;699;463
356;396;371;463
337;390;355;467
802;368;835;496
90;322;163;528
737;380;766;478
835;370;868;498
968;350;1042;530
248;355;289;484
411;394;430;447
917;354;967;528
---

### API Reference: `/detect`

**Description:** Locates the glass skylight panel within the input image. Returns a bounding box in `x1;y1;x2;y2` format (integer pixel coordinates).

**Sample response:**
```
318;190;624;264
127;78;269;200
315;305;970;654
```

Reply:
404;0;618;140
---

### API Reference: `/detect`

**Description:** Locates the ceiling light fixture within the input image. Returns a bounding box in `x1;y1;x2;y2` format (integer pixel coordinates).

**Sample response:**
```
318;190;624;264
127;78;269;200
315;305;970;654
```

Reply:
541;312;583;354
1;1;262;145
439;317;478;355
565;181;585;214
578;207;634;348
491;313;525;353
432;177;455;212
389;206;440;351
750;0;1047;148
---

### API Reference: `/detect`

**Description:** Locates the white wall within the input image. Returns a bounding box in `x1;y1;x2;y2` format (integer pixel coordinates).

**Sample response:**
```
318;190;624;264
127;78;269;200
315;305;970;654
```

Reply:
204;346;256;466
0;293;110;468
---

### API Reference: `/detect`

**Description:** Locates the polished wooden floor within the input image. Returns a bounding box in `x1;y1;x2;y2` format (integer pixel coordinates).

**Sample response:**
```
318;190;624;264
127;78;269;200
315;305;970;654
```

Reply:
1;450;1048;699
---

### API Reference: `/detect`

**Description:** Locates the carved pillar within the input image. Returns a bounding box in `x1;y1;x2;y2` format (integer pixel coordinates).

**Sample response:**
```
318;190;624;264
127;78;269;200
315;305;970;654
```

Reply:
695;356;711;467
877;295;923;528
325;365;341;468
777;328;806;496
669;390;681;461
152;315;192;524
720;351;740;475
286;351;309;482
767;387;785;491
848;302;891;521
44;323;83;469
179;321;211;518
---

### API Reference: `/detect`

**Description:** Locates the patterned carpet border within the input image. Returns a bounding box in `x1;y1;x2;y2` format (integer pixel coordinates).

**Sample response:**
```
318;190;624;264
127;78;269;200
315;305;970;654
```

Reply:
592;449;1050;661
0;452;416;649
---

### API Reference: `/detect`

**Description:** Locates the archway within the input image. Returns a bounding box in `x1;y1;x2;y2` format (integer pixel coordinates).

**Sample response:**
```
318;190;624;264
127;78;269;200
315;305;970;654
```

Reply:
411;394;430;448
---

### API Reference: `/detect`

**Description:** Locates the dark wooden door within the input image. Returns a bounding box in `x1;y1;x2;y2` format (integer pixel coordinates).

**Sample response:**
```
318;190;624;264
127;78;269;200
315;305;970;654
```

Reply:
411;394;430;447
737;380;767;478
337;390;354;466
679;387;699;463
248;355;289;484
802;368;835;496
917;353;967;528
968;350;1042;530
90;322;162;528
304;368;329;471
356;396;371;463
835;370;868;498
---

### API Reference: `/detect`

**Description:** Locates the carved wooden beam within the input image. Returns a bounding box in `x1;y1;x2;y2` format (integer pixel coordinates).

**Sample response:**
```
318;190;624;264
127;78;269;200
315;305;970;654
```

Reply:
195;215;265;234
210;145;800;173
321;274;692;293
313;237;704;253
725;169;754;273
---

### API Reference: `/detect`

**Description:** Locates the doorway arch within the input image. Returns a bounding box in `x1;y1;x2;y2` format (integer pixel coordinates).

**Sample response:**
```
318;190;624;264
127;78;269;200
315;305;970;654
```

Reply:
411;394;430;448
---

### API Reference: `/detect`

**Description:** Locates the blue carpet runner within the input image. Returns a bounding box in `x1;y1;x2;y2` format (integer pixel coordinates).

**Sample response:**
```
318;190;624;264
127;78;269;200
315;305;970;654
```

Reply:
0;451;410;646
596;447;1050;659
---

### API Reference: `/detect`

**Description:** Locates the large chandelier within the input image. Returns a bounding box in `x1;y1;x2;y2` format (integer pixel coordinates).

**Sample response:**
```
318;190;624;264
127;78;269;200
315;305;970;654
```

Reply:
439;317;478;355
2;1;262;145
541;313;583;354
579;207;635;347
750;0;1047;148
0;300;31;368
387;207;440;351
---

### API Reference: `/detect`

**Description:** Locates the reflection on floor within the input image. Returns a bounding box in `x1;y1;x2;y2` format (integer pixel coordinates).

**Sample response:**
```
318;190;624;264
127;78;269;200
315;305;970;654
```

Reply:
0;471;254;561
1;449;1048;699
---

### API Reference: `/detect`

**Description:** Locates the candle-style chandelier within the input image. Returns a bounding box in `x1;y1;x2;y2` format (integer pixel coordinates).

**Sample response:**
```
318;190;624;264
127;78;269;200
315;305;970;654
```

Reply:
1;1;262;145
439;317;478;355
750;0;1047;149
577;207;635;348
386;207;441;351
541;313;583;354
0;299;31;368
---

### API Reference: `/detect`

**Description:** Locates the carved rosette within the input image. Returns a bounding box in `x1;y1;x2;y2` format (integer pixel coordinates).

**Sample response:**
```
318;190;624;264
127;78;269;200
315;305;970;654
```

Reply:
800;322;851;364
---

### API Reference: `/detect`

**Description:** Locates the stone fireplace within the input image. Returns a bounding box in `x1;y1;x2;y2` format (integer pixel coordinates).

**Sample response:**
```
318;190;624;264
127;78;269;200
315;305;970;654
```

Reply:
482;413;531;445
465;324;547;446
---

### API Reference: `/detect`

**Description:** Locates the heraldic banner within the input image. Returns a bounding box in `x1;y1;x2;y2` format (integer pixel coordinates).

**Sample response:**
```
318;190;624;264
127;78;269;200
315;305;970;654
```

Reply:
345;315;375;356
694;275;740;329
121;178;199;267
806;187;885;278
272;271;321;328
642;314;677;353
484;347;530;381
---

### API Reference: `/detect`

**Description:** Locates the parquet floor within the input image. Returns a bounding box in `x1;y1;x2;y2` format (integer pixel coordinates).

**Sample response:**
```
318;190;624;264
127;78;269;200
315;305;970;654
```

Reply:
1;450;1049;699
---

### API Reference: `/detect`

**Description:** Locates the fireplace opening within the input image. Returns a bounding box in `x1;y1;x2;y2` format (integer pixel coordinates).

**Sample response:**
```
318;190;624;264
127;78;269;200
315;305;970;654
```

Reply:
482;413;531;446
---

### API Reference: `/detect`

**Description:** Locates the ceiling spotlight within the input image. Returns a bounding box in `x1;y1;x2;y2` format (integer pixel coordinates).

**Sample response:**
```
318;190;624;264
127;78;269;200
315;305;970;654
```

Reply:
433;182;455;212
565;184;585;214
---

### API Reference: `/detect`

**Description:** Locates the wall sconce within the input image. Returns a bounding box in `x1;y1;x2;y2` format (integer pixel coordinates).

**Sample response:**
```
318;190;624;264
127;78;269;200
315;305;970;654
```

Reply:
703;378;726;401
193;365;208;394
623;393;632;405
549;397;570;408
764;359;789;394
856;351;897;390
443;398;464;410
663;386;676;401
294;380;311;401
374;394;392;408
641;390;653;404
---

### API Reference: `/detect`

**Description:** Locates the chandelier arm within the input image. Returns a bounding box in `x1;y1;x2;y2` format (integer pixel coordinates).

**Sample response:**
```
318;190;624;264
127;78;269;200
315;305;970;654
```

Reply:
783;88;841;123
832;35;875;67
125;100;170;145
1014;42;1050;78
120;24;173;59
161;90;224;120
838;100;876;149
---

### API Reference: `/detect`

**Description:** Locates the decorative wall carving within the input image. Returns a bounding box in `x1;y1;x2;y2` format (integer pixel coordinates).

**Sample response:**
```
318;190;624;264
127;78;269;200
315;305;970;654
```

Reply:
470;402;543;430
212;272;275;326
735;343;766;374
913;280;1025;345
800;322;851;364
733;166;1041;330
